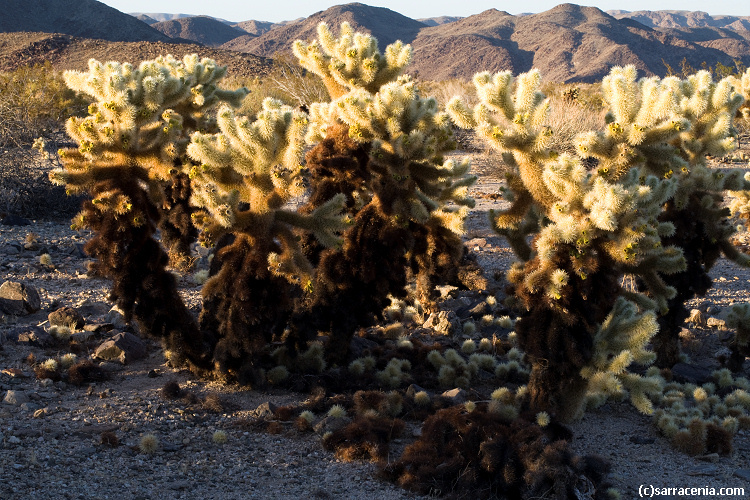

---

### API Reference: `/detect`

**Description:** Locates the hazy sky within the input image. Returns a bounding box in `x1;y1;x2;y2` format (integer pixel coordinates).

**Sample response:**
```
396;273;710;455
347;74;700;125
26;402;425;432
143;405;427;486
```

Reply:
98;1;750;23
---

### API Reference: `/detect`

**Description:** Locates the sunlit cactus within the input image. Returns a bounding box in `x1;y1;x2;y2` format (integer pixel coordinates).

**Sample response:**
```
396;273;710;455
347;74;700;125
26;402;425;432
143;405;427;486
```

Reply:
449;67;685;421
49;54;248;370
287;22;477;363
186;98;347;382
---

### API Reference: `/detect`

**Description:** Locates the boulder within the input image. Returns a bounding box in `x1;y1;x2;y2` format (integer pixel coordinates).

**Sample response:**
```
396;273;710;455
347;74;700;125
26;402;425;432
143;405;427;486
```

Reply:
0;281;41;315
94;332;147;364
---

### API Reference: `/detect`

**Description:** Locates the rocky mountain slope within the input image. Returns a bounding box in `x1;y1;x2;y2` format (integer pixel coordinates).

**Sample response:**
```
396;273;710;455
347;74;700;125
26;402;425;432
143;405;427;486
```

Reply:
2;1;750;84
151;16;247;47
0;0;169;42
609;9;750;32
0;32;272;79
408;4;750;82
221;3;426;58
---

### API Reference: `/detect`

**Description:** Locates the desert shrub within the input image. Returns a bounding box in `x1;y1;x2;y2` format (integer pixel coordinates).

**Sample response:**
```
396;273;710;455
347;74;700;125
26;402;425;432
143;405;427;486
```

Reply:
0;62;86;147
0;63;87;218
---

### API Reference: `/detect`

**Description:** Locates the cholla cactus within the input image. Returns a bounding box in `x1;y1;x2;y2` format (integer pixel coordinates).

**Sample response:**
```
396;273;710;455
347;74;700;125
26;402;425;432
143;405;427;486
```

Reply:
186;99;346;382
449;68;685;421
293;22;411;99
287;23;477;362
724;303;750;372
726;68;750;120
55;54;248;264
577;67;749;367
49;55;248;370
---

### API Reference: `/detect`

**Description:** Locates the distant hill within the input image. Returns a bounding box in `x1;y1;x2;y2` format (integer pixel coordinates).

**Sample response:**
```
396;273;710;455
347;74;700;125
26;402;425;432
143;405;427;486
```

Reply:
408;4;750;82
151;16;247;46
130;13;235;25
233;20;279;37
0;0;169;42
417;16;464;27
0;32;272;80
1;1;750;84
609;10;750;32
223;3;426;57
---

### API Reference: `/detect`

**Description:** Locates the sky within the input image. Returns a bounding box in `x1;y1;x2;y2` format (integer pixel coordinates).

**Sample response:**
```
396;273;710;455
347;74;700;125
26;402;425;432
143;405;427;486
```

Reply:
98;1;750;23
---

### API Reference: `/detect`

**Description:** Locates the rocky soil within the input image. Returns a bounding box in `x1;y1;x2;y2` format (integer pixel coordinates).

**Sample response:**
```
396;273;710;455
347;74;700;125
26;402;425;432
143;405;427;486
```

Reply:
1;139;750;499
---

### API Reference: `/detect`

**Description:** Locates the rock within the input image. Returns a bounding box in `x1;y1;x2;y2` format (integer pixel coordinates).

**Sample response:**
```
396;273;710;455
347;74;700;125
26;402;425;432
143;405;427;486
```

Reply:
3;390;30;405
105;305;128;329
349;336;379;359
0;281;41;315
697;453;720;463
435;285;458;299
706;317;726;329
249;402;278;420
687;309;706;326
405;384;430;399
1;214;30;226
48;306;85;329
734;469;750;482
687;465;718;476
94;332;147;364
1;244;21;255
441;388;467;404
629;435;655;445
423;310;461;335
83;323;114;333
468;301;489;318
671;363;712;385
11;326;54;347
464;238;487;249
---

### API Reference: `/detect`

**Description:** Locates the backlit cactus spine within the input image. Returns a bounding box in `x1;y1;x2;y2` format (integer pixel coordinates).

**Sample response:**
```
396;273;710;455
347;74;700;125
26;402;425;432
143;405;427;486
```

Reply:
186;99;347;382
289;23;477;362
50;55;248;370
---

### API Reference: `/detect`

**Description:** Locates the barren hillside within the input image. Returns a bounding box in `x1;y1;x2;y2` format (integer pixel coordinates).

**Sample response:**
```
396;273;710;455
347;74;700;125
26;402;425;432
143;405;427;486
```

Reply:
151;16;247;47
609;9;750;31
0;32;272;79
222;3;425;57
0;0;168;42
408;4;750;82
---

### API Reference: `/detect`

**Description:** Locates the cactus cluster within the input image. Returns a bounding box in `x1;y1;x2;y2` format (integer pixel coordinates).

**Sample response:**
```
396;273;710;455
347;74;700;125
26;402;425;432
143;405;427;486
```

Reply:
50;55;248;369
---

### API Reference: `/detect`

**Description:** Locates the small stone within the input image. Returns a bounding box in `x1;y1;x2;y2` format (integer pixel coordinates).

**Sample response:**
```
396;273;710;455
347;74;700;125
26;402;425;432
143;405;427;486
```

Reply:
734;469;750;482
423;310;461;335
441;388;467;404
0;281;41;315
20;402;40;412
40;378;54;388
105;306;128;329
13;326;54;347
250;402;278;420
8;436;21;444
629;435;655;445
48;306;85;329
706;317;726;329
3;390;30;405
94;332;147;364
687;465;718;476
